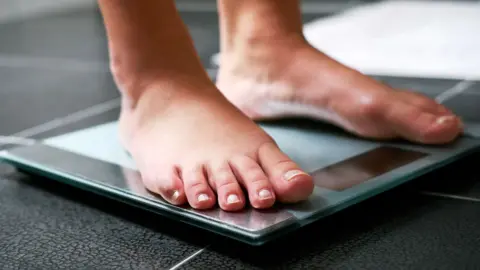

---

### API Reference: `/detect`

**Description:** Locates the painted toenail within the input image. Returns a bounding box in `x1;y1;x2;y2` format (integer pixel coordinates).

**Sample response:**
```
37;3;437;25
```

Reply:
171;190;180;201
283;170;308;181
436;116;455;125
258;189;272;200
198;193;210;202
227;194;240;204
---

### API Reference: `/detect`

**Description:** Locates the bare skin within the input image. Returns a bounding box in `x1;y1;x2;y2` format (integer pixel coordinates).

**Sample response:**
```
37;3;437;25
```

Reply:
216;0;462;143
98;0;314;212
97;0;462;212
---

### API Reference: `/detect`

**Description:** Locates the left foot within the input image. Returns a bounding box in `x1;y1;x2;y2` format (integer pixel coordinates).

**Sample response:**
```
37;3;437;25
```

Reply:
216;39;463;144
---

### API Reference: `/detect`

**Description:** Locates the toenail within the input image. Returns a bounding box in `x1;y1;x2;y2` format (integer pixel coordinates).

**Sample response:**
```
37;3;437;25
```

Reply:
436;116;456;125
171;190;180;201
283;170;308;181
258;189;272;200
227;194;240;204
197;193;210;202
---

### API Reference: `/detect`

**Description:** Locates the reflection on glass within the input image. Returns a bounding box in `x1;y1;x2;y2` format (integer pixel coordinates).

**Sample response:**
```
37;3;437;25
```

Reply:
312;146;427;191
3;142;439;242
122;167;295;232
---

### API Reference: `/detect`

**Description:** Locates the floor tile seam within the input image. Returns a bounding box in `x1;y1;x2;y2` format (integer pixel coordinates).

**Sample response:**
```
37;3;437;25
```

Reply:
0;98;120;149
168;245;211;270
419;191;480;203
435;80;475;103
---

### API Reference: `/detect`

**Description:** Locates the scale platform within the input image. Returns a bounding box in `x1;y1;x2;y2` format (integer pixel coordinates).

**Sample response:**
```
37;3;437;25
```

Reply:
2;118;480;245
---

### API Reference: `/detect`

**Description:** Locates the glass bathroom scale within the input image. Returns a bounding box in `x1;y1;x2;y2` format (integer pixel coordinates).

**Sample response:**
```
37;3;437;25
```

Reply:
2;119;480;245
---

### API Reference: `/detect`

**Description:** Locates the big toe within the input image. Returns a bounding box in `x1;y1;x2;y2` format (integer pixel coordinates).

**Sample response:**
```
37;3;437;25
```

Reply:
382;97;463;144
258;142;314;203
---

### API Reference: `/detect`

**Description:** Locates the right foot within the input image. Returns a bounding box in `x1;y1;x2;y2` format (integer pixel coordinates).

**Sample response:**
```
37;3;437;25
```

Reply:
119;79;314;211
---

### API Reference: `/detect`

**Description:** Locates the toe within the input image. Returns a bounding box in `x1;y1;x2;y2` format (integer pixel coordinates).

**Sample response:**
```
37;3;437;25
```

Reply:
208;161;245;211
229;155;276;209
258;142;314;203
383;100;462;144
141;167;187;206
396;91;452;115
182;165;216;209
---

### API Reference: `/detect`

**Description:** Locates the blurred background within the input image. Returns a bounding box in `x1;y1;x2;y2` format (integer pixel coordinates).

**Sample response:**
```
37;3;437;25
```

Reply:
0;0;359;22
0;0;95;22
0;0;478;138
0;0;368;132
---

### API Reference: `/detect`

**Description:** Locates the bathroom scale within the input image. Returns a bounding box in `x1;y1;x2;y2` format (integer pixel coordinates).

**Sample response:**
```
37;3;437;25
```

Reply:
2;118;480;246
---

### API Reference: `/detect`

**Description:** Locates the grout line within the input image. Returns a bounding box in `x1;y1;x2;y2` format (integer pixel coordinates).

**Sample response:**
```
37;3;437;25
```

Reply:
435;80;475;103
0;54;110;73
420;191;480;203
0;98;121;148
168;245;210;270
12;98;121;138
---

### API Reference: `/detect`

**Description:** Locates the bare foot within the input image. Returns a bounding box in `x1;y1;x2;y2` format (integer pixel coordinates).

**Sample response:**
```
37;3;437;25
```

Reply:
216;41;463;144
118;79;314;211
98;0;315;212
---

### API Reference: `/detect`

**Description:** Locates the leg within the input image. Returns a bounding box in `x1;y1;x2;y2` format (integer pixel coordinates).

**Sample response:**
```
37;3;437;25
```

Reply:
216;0;463;144
97;0;314;211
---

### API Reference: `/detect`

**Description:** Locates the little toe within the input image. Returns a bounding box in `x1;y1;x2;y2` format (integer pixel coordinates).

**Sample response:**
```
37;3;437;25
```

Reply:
384;100;462;144
230;155;276;209
258;142;314;203
208;162;245;211
141;168;187;206
182;165;216;209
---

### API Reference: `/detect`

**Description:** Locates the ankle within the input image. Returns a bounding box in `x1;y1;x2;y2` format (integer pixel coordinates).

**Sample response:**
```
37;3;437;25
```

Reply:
217;35;309;86
112;59;215;109
218;0;305;65
219;20;306;65
218;0;303;51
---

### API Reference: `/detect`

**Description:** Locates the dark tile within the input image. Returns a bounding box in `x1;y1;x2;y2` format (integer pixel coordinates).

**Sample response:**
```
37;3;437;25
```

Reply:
465;82;480;95
442;93;480;123
0;4;332;69
178;187;480;269
0;8;217;65
0;6;109;61
0;163;16;176
0;67;119;135
0;171;211;269
374;76;460;97
414;152;480;199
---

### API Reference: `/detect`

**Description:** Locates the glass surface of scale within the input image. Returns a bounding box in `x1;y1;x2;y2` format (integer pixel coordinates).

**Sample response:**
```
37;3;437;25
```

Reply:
2;120;480;245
